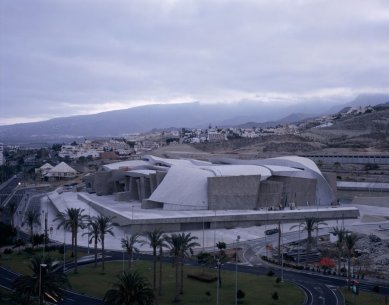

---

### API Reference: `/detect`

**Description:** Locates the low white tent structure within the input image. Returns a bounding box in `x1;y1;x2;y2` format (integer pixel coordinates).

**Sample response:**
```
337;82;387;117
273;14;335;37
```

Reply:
46;162;77;179
35;163;54;176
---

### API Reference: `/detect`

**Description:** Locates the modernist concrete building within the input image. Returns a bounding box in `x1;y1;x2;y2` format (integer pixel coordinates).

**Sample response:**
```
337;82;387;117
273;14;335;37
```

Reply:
85;155;337;211
78;155;362;234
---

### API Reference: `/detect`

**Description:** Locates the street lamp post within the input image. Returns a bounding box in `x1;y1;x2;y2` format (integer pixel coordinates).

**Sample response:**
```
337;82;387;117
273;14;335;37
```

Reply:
216;258;220;305
41;209;46;256
39;263;47;305
297;222;303;266
122;233;126;272
44;211;48;251
202;213;205;252
265;208;268;258
87;206;91;255
235;235;240;305
279;215;286;282
281;221;284;282
63;230;66;272
213;210;216;254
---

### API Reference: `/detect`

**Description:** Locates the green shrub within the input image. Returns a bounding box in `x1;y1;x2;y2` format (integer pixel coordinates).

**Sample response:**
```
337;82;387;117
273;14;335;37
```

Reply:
3;248;13;254
237;289;245;300
187;273;217;283
373;285;380;293
272;291;279;300
24;247;34;254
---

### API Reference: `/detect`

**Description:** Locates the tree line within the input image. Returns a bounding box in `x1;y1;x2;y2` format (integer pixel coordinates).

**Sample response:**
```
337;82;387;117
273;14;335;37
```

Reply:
10;207;201;305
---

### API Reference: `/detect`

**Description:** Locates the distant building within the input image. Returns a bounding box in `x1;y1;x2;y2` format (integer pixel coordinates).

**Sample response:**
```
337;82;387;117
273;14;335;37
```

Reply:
100;151;120;160
35;163;54;177
208;132;226;142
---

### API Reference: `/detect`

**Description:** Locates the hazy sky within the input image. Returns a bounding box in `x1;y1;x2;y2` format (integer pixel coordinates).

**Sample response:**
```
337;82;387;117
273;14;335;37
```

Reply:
1;0;389;125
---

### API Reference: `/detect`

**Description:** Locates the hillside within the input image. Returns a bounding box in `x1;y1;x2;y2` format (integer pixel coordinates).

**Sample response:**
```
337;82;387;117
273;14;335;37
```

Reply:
193;103;389;157
306;105;389;151
0;101;319;143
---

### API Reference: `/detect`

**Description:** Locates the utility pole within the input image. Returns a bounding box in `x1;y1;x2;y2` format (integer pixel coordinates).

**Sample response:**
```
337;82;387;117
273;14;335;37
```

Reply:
235;235;240;305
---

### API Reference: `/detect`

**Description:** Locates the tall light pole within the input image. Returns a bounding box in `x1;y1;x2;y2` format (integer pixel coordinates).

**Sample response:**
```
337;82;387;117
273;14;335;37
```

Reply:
265;208;268;258
216;258;220;305
63;229;66;272
202;213;205;252
235;235;240;305
122;233;125;272
316;198;320;248
213;210;217;254
43;194;50;255
281;221;284;282
41;209;46;256
297;222;303;266
39;263;47;305
87;206;91;255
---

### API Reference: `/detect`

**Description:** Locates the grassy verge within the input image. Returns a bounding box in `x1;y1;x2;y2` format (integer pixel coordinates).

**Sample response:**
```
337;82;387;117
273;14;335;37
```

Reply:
68;261;304;305
0;248;87;275
341;288;388;305
0;287;12;305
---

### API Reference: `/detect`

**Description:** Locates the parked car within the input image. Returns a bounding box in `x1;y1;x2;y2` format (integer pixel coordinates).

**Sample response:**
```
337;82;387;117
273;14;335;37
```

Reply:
265;228;279;235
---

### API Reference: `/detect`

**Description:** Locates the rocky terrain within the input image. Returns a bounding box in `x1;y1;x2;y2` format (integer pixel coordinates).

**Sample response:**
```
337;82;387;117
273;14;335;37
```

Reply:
355;234;389;277
191;103;389;158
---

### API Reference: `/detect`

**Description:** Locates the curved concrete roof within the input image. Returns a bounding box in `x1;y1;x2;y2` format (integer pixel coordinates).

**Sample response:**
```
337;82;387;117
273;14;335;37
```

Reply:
102;160;150;171
211;156;335;205
125;169;157;177
201;165;271;181
149;165;211;210
143;155;211;167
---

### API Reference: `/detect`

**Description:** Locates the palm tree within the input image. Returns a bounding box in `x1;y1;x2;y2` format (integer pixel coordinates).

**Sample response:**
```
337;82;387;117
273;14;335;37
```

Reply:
54;208;87;273
329;226;349;274
164;233;182;302
291;217;327;252
103;271;155;305
13;255;70;305
24;209;41;249
96;215;115;273
121;234;142;270
215;241;227;288
177;232;199;295
345;233;360;290
144;228;165;291
83;217;100;267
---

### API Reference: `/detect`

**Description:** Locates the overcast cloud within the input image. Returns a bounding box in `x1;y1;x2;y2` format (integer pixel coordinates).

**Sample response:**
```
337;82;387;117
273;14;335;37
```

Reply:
1;0;389;124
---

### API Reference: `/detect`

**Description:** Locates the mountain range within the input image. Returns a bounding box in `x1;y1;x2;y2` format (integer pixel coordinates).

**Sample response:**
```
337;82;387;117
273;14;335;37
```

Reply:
1;93;388;143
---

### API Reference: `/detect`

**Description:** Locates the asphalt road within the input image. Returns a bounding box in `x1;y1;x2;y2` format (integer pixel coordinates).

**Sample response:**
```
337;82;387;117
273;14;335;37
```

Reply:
0;175;22;206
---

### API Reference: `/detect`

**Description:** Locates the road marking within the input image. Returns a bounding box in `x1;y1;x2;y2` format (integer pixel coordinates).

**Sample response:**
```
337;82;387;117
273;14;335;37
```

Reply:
296;283;314;305
326;285;340;305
